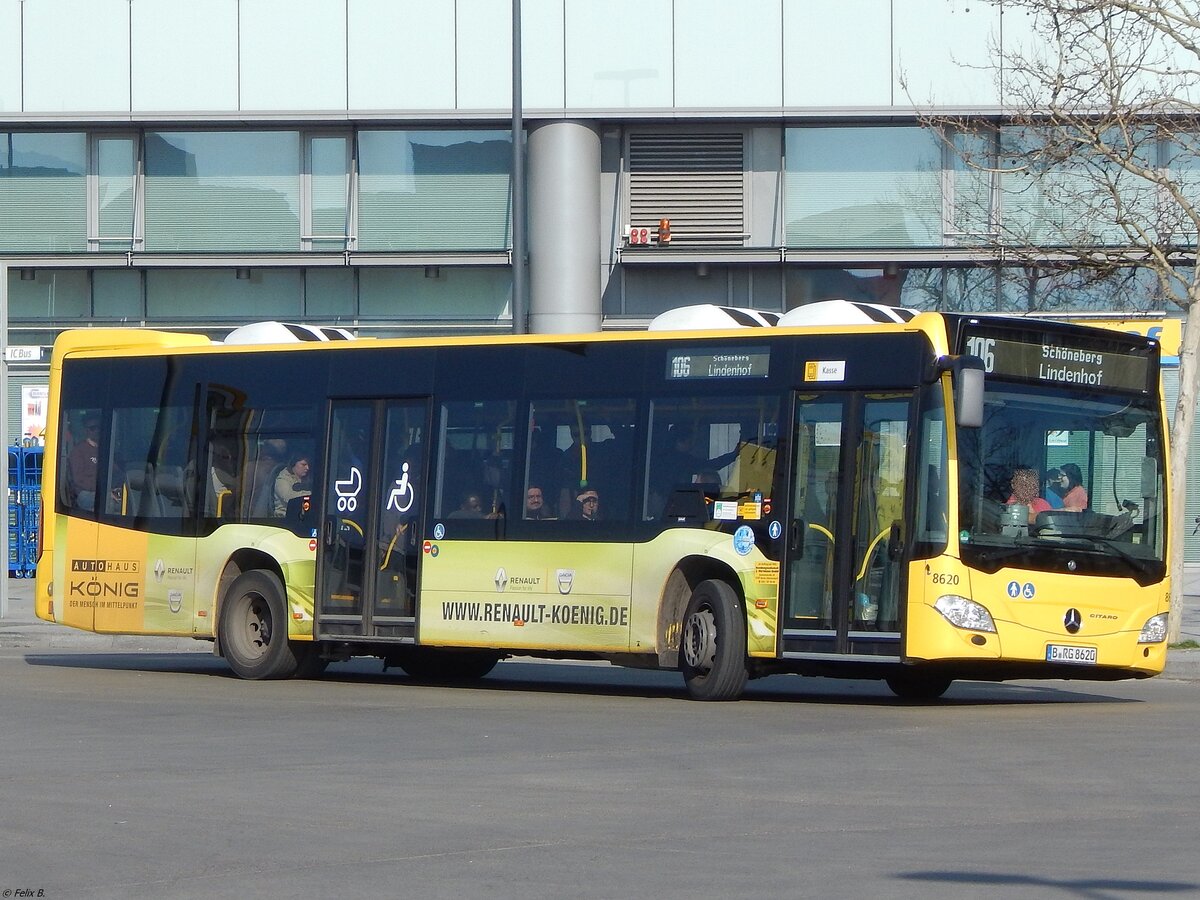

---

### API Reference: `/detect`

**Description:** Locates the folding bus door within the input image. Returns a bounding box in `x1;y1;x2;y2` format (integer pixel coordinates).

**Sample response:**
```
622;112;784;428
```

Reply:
316;398;429;641
782;391;911;660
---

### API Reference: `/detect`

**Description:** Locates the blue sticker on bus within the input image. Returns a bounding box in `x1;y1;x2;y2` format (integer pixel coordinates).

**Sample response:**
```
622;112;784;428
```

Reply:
1007;581;1021;598
1022;582;1036;599
768;520;782;540
433;523;445;540
733;525;756;556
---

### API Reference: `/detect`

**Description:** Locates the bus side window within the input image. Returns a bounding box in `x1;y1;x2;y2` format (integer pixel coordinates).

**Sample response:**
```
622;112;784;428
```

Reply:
435;400;516;520
552;399;636;522
645;396;781;524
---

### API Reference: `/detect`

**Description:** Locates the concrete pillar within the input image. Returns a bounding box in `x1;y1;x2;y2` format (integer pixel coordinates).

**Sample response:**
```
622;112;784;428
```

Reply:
527;120;602;334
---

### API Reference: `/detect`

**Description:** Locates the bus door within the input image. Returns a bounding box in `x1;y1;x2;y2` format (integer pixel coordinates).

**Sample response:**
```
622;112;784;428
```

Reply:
783;392;911;659
316;398;429;641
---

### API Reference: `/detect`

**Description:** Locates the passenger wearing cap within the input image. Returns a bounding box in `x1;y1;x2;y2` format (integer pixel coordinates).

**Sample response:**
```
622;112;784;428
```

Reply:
570;487;601;521
68;413;101;511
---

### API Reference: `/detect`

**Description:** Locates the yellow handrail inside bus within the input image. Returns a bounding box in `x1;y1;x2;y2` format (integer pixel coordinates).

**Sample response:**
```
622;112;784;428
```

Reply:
379;523;407;571
808;522;834;542
856;526;892;581
573;401;588;486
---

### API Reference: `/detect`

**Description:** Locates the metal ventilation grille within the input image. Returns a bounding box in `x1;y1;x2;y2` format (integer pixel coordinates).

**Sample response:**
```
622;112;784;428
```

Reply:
628;133;745;246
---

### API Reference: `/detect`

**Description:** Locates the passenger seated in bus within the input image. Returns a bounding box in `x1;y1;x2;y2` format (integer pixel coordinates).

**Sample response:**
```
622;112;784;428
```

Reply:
1058;463;1088;511
1006;467;1051;524
274;453;311;517
524;485;554;520
1043;468;1065;509
67;413;101;511
448;491;486;518
569;487;601;521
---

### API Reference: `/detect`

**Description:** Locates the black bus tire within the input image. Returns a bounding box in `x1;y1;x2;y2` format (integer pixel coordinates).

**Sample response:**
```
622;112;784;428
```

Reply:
218;570;301;680
886;672;953;701
396;648;500;681
680;579;748;701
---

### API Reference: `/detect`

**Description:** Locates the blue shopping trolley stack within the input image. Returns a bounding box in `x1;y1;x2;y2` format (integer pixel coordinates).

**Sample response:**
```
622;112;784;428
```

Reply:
7;445;44;578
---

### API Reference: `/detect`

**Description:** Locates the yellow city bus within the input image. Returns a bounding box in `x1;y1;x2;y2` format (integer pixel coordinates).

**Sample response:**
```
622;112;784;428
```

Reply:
33;306;1171;700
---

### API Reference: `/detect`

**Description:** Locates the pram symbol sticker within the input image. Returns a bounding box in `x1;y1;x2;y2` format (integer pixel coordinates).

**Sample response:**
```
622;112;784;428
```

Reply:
335;466;363;512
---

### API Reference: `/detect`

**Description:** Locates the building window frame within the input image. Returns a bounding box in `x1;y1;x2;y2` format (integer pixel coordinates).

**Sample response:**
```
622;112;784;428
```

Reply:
87;131;143;253
302;130;355;252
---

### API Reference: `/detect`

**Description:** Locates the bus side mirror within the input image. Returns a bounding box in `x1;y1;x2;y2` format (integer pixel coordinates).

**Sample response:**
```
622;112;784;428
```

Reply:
940;355;985;428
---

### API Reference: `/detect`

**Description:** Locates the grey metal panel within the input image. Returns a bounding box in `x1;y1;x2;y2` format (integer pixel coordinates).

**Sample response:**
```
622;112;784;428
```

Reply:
626;132;746;246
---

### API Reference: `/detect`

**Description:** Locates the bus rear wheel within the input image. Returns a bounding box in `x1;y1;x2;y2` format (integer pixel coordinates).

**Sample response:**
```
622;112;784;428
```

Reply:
219;570;302;680
680;579;748;701
885;672;953;701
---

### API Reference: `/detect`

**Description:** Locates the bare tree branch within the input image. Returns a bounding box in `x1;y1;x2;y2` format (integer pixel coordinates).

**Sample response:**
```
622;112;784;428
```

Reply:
919;0;1200;641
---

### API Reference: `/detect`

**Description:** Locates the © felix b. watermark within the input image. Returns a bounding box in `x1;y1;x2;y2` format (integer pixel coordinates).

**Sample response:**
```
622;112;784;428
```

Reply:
3;890;46;897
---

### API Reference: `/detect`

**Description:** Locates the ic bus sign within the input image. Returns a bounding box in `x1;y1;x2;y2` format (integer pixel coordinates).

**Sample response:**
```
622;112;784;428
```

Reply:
962;327;1153;394
5;345;48;363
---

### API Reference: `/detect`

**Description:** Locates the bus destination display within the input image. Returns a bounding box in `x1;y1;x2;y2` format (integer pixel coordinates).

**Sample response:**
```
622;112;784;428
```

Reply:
963;329;1152;393
666;347;771;380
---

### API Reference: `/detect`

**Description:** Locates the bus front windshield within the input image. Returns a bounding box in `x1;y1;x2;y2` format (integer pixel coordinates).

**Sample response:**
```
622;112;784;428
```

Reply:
957;381;1166;583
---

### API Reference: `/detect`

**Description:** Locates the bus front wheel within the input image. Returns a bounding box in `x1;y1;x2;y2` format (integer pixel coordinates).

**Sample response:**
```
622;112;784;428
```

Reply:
219;570;302;680
680;579;748;701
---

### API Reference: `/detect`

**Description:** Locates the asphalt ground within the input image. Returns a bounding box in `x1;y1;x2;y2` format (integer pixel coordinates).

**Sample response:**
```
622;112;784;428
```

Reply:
1;574;1197;679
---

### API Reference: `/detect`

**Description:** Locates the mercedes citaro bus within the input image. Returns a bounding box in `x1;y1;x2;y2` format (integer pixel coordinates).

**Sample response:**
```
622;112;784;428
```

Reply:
34;304;1171;699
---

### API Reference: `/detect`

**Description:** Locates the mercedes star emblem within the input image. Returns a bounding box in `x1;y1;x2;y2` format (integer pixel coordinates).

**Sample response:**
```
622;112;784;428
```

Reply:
1064;608;1082;634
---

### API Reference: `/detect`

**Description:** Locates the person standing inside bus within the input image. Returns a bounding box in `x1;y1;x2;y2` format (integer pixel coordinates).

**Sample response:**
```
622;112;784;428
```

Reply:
1058;463;1088;511
67;414;101;511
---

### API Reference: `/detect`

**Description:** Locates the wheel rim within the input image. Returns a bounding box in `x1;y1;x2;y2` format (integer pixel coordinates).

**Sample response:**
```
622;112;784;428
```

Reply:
233;592;272;661
682;607;717;673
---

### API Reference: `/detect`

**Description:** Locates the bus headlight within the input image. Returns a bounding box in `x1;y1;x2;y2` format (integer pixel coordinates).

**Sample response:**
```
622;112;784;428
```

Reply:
934;595;997;633
1138;613;1168;644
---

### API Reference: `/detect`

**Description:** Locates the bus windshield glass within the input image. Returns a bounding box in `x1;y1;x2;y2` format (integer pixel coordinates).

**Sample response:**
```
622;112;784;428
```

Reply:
957;381;1166;583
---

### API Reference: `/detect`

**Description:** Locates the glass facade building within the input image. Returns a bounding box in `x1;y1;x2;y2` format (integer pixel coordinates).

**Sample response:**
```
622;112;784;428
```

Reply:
1;0;1196;552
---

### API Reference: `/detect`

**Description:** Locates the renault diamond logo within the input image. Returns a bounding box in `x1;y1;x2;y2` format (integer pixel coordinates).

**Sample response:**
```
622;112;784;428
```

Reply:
495;567;508;593
154;558;165;583
1064;608;1082;634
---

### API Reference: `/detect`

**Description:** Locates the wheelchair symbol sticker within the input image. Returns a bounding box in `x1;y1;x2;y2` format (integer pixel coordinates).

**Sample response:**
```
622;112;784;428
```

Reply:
386;462;415;513
335;466;363;512
433;523;445;540
1022;582;1036;599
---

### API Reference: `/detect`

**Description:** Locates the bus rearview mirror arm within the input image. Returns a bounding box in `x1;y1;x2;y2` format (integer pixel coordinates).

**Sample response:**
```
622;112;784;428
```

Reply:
935;354;986;428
